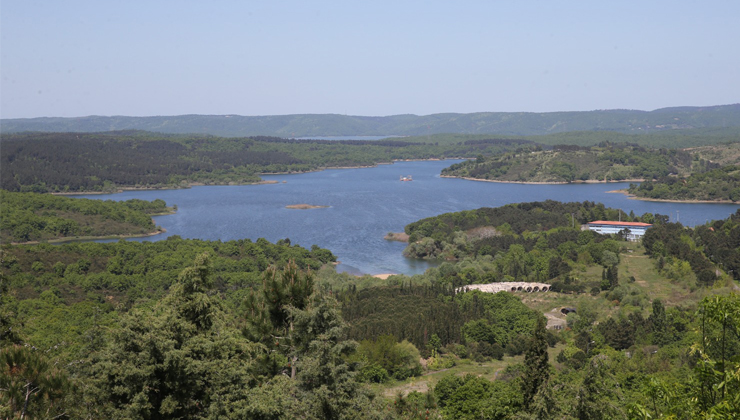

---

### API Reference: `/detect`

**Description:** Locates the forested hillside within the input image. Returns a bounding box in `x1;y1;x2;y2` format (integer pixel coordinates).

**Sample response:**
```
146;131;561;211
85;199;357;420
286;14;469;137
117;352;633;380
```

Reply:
0;131;532;193
2;202;739;418
3;104;739;137
0;191;173;243
440;143;701;183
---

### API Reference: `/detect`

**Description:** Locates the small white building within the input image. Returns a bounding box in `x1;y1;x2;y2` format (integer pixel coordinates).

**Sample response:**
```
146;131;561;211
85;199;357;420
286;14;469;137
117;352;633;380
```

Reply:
587;220;652;241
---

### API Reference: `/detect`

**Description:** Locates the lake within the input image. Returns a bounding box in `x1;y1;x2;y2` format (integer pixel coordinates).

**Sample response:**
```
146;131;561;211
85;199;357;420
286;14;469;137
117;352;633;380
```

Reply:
76;160;739;276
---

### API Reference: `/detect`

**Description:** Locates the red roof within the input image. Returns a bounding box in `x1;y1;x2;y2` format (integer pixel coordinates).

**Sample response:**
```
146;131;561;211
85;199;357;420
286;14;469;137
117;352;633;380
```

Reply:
588;220;652;227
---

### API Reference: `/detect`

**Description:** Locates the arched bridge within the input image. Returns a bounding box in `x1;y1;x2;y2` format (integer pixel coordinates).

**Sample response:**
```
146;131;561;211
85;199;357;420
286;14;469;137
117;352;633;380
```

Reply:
456;282;551;294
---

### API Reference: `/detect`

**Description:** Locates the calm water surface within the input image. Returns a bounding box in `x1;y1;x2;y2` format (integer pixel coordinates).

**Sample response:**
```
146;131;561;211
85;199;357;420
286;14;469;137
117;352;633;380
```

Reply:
77;160;739;276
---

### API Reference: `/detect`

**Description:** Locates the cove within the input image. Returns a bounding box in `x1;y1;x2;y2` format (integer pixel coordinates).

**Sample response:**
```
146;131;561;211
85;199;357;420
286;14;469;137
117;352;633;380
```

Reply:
76;160;739;276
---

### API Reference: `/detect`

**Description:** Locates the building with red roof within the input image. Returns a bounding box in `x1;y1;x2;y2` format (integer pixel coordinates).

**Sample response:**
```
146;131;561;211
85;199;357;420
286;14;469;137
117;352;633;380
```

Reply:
587;220;653;241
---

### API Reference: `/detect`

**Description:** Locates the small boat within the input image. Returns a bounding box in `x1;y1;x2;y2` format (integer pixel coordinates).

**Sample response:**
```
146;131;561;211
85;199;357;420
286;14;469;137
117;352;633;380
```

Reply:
400;175;413;181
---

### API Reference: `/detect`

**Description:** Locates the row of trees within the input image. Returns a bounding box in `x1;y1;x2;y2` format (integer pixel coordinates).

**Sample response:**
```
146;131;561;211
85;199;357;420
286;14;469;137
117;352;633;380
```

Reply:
337;284;543;360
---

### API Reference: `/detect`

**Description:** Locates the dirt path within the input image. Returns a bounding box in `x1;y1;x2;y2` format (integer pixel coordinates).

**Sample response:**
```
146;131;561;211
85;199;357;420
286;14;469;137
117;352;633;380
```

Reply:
545;308;567;329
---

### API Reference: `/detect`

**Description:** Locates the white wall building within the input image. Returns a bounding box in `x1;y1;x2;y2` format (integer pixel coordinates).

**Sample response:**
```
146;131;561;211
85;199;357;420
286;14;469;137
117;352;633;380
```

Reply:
587;220;652;241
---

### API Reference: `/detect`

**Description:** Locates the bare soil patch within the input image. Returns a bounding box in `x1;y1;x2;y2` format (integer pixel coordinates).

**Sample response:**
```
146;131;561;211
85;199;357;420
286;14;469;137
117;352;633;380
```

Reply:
384;232;409;242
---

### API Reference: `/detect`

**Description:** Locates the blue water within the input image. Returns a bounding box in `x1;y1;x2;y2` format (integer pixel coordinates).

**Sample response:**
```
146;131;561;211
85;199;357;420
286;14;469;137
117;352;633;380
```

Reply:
76;160;739;276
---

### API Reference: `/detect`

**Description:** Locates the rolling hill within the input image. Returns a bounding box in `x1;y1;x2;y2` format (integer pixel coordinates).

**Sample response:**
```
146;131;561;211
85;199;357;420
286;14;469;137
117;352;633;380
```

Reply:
3;104;739;137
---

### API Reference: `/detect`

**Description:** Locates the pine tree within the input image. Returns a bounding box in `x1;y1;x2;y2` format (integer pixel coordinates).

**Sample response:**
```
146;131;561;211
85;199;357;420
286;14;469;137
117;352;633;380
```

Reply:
649;299;669;346
521;316;550;410
243;260;314;380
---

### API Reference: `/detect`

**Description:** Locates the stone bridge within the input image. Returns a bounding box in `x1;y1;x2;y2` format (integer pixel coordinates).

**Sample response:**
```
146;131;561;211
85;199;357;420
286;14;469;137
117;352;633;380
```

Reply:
456;282;551;294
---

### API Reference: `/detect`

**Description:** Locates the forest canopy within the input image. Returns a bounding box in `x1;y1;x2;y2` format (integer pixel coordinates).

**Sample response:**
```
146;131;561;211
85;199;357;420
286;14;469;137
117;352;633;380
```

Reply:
0;190;173;243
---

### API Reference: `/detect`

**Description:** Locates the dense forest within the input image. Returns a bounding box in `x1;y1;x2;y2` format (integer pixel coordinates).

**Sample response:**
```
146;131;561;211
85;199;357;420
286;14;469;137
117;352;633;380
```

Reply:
2;201;738;418
3;104;739;137
4;128;740;194
0;131;533;193
0;191;174;243
440;143;700;183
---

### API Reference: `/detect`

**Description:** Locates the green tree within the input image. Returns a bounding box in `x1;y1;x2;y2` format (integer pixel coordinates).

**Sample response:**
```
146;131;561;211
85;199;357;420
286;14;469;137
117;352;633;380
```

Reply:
649;299;669;346
521;317;550;411
243;261;314;380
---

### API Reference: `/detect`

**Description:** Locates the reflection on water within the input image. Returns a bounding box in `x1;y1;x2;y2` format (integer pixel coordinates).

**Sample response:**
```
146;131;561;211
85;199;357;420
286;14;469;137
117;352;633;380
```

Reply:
75;160;739;276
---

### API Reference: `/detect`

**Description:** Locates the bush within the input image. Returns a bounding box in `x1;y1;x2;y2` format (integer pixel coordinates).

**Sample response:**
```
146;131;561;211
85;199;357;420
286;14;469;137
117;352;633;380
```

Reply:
357;363;389;383
428;352;456;370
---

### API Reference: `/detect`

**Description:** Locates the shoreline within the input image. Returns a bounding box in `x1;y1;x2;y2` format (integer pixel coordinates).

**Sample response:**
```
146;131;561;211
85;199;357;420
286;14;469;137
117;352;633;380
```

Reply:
371;273;397;280
440;175;646;185
607;189;739;204
8;227;168;246
50;180;279;196
261;158;467;175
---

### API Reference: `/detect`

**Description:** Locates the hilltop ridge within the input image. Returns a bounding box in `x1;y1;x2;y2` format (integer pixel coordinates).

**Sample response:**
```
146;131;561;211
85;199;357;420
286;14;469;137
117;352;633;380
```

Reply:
3;104;739;137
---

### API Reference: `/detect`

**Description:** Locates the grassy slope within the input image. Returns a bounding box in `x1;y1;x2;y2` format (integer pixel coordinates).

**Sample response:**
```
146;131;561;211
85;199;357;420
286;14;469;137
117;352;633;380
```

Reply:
687;141;740;165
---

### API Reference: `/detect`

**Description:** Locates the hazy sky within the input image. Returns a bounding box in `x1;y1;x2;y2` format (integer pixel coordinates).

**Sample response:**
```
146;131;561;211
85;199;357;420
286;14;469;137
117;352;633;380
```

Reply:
2;0;739;118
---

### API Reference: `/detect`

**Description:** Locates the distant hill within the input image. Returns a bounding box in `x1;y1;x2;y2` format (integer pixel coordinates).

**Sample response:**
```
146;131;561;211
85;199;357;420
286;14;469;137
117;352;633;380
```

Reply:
2;104;739;137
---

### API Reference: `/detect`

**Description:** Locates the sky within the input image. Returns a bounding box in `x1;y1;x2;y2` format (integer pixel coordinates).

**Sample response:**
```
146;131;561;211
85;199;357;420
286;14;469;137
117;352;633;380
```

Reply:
1;0;739;119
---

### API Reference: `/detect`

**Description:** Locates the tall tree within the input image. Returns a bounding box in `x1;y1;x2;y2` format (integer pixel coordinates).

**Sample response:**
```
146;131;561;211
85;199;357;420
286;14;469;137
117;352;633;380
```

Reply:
521;316;550;411
243;261;314;380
